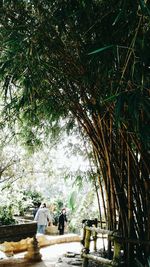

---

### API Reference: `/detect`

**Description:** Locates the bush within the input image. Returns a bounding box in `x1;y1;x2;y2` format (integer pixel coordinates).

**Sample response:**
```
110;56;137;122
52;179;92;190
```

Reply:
0;205;16;226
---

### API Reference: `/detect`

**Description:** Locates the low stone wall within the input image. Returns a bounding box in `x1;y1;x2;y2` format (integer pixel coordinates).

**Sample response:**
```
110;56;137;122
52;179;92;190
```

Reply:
0;234;81;254
0;222;37;243
0;222;42;263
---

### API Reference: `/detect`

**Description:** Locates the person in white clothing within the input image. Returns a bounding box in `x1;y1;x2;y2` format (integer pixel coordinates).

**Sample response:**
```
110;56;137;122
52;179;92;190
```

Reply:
34;203;52;234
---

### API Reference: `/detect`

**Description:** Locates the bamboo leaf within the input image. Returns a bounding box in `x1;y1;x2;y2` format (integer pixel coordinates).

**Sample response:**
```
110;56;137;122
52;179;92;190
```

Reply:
139;0;150;17
88;45;114;55
135;258;144;267
103;93;120;103
68;191;77;211
112;10;122;26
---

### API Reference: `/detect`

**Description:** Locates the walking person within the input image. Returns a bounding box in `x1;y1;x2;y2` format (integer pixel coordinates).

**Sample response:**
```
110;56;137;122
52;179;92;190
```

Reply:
34;203;52;234
58;208;67;235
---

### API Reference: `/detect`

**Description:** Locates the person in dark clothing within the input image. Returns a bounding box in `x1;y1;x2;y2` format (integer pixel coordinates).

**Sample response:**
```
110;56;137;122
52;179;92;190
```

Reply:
58;208;67;235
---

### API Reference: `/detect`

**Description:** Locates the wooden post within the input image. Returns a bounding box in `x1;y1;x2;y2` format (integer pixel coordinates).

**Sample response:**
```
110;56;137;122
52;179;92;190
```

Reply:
112;236;121;266
82;228;91;267
93;230;97;252
81;227;86;246
93;218;98;252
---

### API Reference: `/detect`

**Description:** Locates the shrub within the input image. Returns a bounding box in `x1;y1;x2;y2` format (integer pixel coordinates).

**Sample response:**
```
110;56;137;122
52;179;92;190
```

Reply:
0;205;16;225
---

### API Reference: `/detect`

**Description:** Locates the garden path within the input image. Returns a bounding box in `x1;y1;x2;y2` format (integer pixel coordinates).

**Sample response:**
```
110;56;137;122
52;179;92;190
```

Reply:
0;234;107;266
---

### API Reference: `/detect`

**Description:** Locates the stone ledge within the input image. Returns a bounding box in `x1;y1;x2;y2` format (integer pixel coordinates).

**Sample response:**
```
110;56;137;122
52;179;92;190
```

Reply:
0;234;81;254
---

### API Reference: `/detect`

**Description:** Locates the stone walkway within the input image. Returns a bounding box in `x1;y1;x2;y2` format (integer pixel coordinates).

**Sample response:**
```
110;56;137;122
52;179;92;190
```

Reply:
0;242;82;266
0;234;82;266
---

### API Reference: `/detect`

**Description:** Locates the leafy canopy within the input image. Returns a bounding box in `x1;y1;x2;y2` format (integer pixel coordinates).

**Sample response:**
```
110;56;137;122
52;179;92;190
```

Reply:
1;0;149;147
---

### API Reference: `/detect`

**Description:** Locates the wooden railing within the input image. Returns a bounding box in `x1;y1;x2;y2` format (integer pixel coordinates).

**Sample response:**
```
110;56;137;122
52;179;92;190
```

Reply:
81;220;121;267
81;219;150;267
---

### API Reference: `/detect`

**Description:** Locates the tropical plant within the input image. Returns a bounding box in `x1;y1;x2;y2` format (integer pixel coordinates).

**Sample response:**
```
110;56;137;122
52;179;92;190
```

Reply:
1;1;150;265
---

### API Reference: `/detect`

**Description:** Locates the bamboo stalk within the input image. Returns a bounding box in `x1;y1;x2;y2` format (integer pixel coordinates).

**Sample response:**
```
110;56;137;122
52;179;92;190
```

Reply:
82;228;91;267
127;144;133;267
82;253;114;266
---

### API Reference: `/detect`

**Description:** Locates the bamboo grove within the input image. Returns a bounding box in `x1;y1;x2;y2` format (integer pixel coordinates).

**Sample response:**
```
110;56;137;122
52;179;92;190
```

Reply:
1;0;150;265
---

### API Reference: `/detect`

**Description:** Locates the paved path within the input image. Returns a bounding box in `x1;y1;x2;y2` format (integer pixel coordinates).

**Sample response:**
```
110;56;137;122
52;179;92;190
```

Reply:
0;234;107;266
0;234;82;266
0;242;82;266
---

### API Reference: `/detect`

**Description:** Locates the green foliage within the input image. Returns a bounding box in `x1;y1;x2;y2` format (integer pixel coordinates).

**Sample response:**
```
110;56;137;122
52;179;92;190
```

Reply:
0;180;44;217
135;257;150;267
0;0;149;153
52;199;64;226
16;189;44;215
22;189;43;206
0;0;149;150
68;191;77;212
0;205;16;226
88;45;114;55
115;89;150;148
68;189;99;234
